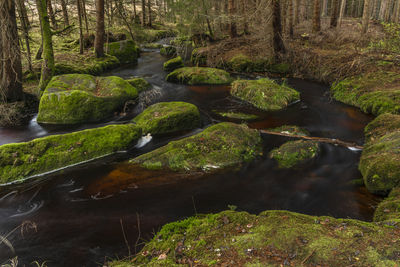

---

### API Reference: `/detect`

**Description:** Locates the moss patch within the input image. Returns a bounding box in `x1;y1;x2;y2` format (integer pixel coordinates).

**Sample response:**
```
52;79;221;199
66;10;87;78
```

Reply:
267;125;310;136
331;71;400;116
160;46;177;57
166;67;232;85
269;140;319;168
107;40;140;64
231;78;300;111
109;210;400;267
191;48;207;66
364;113;400;143
132;102;201;135
125;77;151;93
0;124;141;184
163;56;184;72
214;110;259;120
37;74;138;124
130;122;262;172
54;54;120;76
374;187;400;222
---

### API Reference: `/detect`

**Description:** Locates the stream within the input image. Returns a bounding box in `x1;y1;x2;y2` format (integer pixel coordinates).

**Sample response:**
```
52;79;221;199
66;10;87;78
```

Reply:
0;48;381;266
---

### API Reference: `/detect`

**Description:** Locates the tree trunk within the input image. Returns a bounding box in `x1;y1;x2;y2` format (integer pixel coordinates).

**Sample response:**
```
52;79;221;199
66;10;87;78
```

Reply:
95;0;105;57
330;0;339;27
47;0;57;29
36;0;55;93
60;0;69;26
228;0;237;38
82;0;89;34
241;0;249;34
0;0;23;102
396;0;400;23
132;0;137;20
362;0;371;33
338;0;347;27
77;0;84;54
16;0;30;28
294;0;300;24
16;0;33;72
281;0;287;34
288;0;294;38
148;0;152;27
272;0;285;58
322;0;328;16
313;0;321;32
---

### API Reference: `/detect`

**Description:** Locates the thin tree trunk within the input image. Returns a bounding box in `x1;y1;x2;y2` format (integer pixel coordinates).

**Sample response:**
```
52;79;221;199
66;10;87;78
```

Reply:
47;0;57;29
132;0;137;20
141;0;146;26
148;0;152;27
322;0;328;16
16;0;33;72
228;0;237;38
36;0;54;93
0;0;23;102
362;0;371;33
313;0;321;32
272;0;285;58
241;0;249;34
288;0;294;38
16;0;30;28
82;0;89;34
396;0;400;23
294;0;300;24
77;0;84;54
95;0;105;57
281;0;287;35
60;0;69;26
338;0;347;26
330;0;339;27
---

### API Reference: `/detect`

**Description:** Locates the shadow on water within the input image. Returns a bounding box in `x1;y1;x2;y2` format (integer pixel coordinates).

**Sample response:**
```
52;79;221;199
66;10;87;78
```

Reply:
0;49;380;266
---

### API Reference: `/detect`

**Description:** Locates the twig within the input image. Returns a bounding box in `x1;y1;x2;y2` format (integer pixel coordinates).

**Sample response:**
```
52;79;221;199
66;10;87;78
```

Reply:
301;249;315;265
134;212;141;254
120;218;131;257
192;196;198;215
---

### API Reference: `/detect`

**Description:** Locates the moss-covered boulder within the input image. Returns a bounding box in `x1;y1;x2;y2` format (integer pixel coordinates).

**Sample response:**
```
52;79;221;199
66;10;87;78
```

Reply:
0;124;141;184
37;74;138;125
374;187;400;222
163;56;184;72
269;140;319;168
125;77;151;93
54;54;120;76
214;110;259;120
109;210;400;267
359;114;400;195
160;46;177;57
132;102;201;135
107;40;139;64
191;48;207;66
331;71;400;116
231;78;300;111
131;122;262;171
166;67;232;85
268;125;310;136
228;54;254;73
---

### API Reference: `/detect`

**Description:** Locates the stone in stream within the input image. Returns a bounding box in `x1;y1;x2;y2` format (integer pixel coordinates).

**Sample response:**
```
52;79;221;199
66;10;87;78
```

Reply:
0;124;142;184
131;122;262;171
107;40;140;64
214;110;259;120
132;102;201;135
231;78;300;111
267;125;310;136
359;113;400;195
125;77;151;93
269;140;320;168
37;74;138;125
163;56;184;72
166;67;232;85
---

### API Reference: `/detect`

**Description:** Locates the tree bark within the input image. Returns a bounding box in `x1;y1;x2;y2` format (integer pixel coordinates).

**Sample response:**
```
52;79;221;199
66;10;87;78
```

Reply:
362;0;371;33
47;0;57;29
148;0;152;27
322;0;328;16
338;0;347;27
330;0;340;27
294;0;300;24
272;0;285;58
396;0;400;23
16;0;33;72
95;0;105;57
288;0;294;38
141;0;146;26
82;0;89;34
313;0;321;32
0;0;23;102
228;0;237;38
36;0;55;93
60;0;69;26
77;0;84;54
16;0;30;28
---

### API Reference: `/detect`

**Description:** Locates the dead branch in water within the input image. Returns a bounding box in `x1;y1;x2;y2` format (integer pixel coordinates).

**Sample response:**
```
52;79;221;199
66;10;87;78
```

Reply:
259;129;363;150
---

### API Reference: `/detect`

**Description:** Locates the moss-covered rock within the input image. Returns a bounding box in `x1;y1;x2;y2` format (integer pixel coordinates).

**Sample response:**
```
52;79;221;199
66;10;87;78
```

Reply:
331;71;400;116
228;54;254;73
109;210;400;267
374;187;400;222
268;125;310;136
0;124;141;184
131;122;262;172
142;43;164;49
166;67;232;85
37;74;138;124
54;54;120;76
163;56;184;72
190;48;207;66
364;113;400;143
160;46;177;57
132;102;201;135
107;40;139;64
231;78;300;111
125;77;151;93
214;110;259;120
269;140;319;168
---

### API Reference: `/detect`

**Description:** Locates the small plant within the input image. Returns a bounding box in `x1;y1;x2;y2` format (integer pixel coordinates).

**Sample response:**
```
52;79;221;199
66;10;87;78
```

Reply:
228;205;237;211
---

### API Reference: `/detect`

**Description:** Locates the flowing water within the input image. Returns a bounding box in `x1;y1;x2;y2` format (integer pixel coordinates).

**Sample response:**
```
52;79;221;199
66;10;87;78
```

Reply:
0;48;381;266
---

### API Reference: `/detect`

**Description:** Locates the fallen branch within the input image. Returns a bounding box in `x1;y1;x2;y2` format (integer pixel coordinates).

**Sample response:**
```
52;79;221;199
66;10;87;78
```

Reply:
259;129;363;150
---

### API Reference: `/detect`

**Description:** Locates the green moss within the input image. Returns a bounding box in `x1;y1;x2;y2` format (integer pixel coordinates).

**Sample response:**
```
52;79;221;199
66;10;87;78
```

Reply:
0;124;141;184
107;40;139;64
374;187;400;222
111;210;400;266
166;67;232;85
331;71;400;116
37;74;138;124
228;54;254;73
54;54;120;76
214;110;259;120
364;113;400;143
191;48;207;66
160;46;177;57
163;56;184;72
125;77;151;93
269;140;319;168
131;122;262;172
231;78;300;111
267;125;310;136
132;102;201;135
142;43;164;49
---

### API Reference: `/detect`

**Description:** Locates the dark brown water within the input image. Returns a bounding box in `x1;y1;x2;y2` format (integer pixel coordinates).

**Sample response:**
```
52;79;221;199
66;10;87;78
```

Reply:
0;48;380;266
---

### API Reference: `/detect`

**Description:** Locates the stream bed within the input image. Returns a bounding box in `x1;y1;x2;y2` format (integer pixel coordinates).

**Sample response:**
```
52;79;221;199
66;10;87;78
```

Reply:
0;49;381;266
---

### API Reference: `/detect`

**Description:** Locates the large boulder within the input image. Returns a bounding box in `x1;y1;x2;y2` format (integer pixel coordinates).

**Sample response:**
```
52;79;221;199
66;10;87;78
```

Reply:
269;140;320;168
0;124;142;184
37;74;138;124
132;102;201;135
108;40;140;64
166;67;232;85
231;78;300;111
125;77;151;93
131;122;262;171
374;187;400;222
163;56;184;72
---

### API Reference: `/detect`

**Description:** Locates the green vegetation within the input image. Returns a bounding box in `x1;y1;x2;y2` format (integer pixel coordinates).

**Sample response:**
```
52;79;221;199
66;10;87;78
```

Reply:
107;40;140;64
132;102;201;135
166;67;232;85
269;140;320;168
214;110;259;120
160;46;177;57
163;56;184;72
54;54;120;76
109;210;400;267
267;125;310;136
125;77;151;93
37;74;138;124
374;187;400;222
131;122;262;172
364;113;400;143
191;48;207;66
0;124;141;184
231;78;300;111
